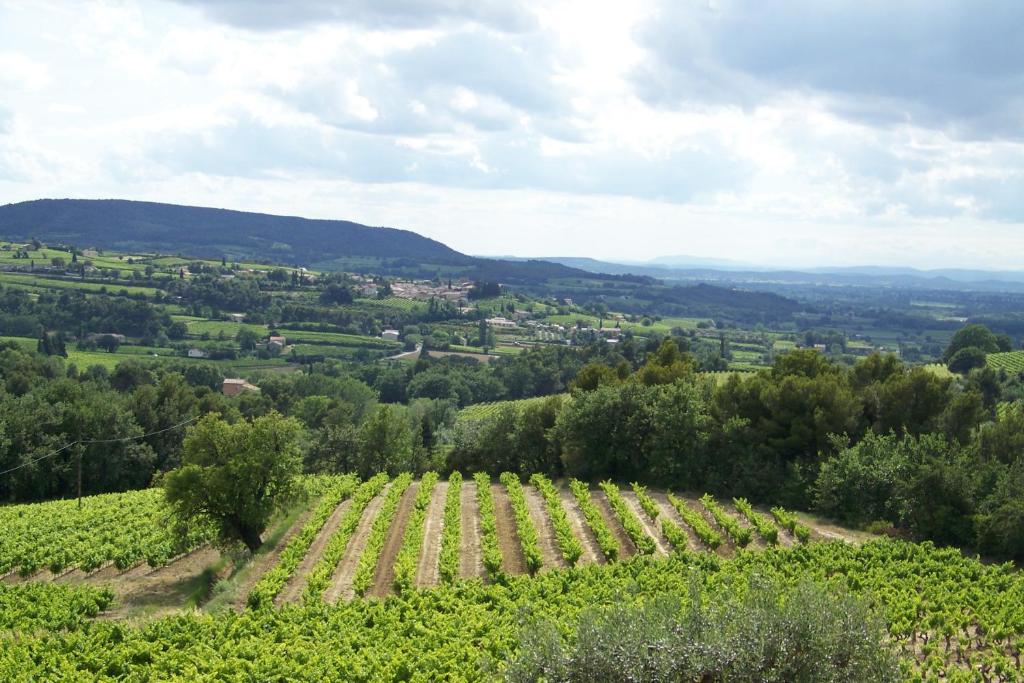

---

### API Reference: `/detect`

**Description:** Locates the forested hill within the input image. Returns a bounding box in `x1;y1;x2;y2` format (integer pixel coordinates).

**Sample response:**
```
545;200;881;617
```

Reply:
0;199;470;265
0;199;642;286
0;198;800;319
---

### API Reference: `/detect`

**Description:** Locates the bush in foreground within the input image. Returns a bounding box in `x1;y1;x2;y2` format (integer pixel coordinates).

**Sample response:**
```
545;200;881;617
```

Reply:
504;576;899;683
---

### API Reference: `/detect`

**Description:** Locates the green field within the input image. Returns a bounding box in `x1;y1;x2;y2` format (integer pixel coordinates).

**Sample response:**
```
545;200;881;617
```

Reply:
542;313;707;335
923;362;956;379
0;272;160;297
354;296;424;311
0;336;37;351
186;319;268;338
457;394;569;423
275;329;399;349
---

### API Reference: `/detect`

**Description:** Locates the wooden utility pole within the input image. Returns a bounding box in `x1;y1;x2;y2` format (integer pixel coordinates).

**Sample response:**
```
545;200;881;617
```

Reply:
76;444;83;509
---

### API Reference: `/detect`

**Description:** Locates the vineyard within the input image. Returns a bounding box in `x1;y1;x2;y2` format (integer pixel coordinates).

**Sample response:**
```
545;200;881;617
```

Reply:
457;395;569;424
0;489;216;577
988;351;1024;373
1;475;1023;680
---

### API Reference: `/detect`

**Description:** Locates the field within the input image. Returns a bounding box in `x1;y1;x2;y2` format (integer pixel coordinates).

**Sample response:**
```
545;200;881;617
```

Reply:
183;319;267;338
457;395;569;423
542;313;708;335
0;271;161;297
924;362;956;379
2;475;1022;680
355;296;424;311
275;328;400;350
0;489;215;576
988;351;1024;373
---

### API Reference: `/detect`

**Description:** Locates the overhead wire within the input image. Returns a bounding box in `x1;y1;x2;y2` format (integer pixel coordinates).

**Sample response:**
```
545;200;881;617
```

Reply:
0;414;200;477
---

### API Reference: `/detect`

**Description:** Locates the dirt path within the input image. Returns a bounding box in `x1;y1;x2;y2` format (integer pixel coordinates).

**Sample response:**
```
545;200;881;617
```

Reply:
793;511;872;544
523;485;567;570
368;483;418;598
276;499;353;605
226;505;317;611
98;545;222;620
558;489;603;565
593;490;636;559
6;567;67;584
415;481;447;588
323;483;390;604
492;484;527;575
621;490;670;555
459;480;484;579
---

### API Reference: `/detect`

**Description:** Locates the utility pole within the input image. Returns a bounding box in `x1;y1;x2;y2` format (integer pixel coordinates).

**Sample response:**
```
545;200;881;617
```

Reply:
76;444;83;509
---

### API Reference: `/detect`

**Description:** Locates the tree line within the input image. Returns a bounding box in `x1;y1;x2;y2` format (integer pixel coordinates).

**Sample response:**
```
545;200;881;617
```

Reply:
449;341;1024;560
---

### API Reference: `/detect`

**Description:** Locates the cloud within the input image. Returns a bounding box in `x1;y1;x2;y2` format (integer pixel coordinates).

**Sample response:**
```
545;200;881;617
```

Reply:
0;52;50;91
170;0;537;33
634;1;1024;140
256;27;573;140
119;96;748;204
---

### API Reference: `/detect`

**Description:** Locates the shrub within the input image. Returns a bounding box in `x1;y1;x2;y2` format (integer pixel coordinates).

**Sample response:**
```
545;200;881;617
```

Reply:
504;577;900;682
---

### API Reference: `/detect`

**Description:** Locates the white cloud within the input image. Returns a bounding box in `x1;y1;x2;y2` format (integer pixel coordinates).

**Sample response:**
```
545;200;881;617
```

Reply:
0;0;1022;268
0;52;50;90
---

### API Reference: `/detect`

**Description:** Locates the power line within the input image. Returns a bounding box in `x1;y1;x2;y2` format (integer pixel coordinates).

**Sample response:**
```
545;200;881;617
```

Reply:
0;415;200;477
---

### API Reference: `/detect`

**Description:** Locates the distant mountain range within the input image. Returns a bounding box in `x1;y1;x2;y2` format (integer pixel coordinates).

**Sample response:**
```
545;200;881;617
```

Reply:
520;256;1024;292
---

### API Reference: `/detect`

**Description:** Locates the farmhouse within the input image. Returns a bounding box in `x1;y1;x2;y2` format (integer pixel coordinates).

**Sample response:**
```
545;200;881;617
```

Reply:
381;329;400;341
267;335;286;350
187;348;208;358
227;313;246;322
486;317;517;329
222;378;259;396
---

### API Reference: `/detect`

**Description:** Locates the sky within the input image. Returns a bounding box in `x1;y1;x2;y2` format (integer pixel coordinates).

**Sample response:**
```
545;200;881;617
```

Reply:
1;0;1023;269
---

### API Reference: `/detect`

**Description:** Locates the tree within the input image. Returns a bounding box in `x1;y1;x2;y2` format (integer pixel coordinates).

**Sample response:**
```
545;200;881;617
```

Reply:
947;346;987;374
570;362;620;391
319;283;354;305
162;412;303;553
236;327;260;351
96;334;121;353
634;339;695;386
356;404;413;477
944;324;999;362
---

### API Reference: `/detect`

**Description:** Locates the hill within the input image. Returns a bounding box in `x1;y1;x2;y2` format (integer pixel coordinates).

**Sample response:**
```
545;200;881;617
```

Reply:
0;199;470;266
0;199;636;286
0;198;800;320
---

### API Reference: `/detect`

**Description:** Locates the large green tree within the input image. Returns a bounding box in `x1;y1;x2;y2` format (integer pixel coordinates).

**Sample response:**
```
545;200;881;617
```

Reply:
943;324;999;363
162;411;303;553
